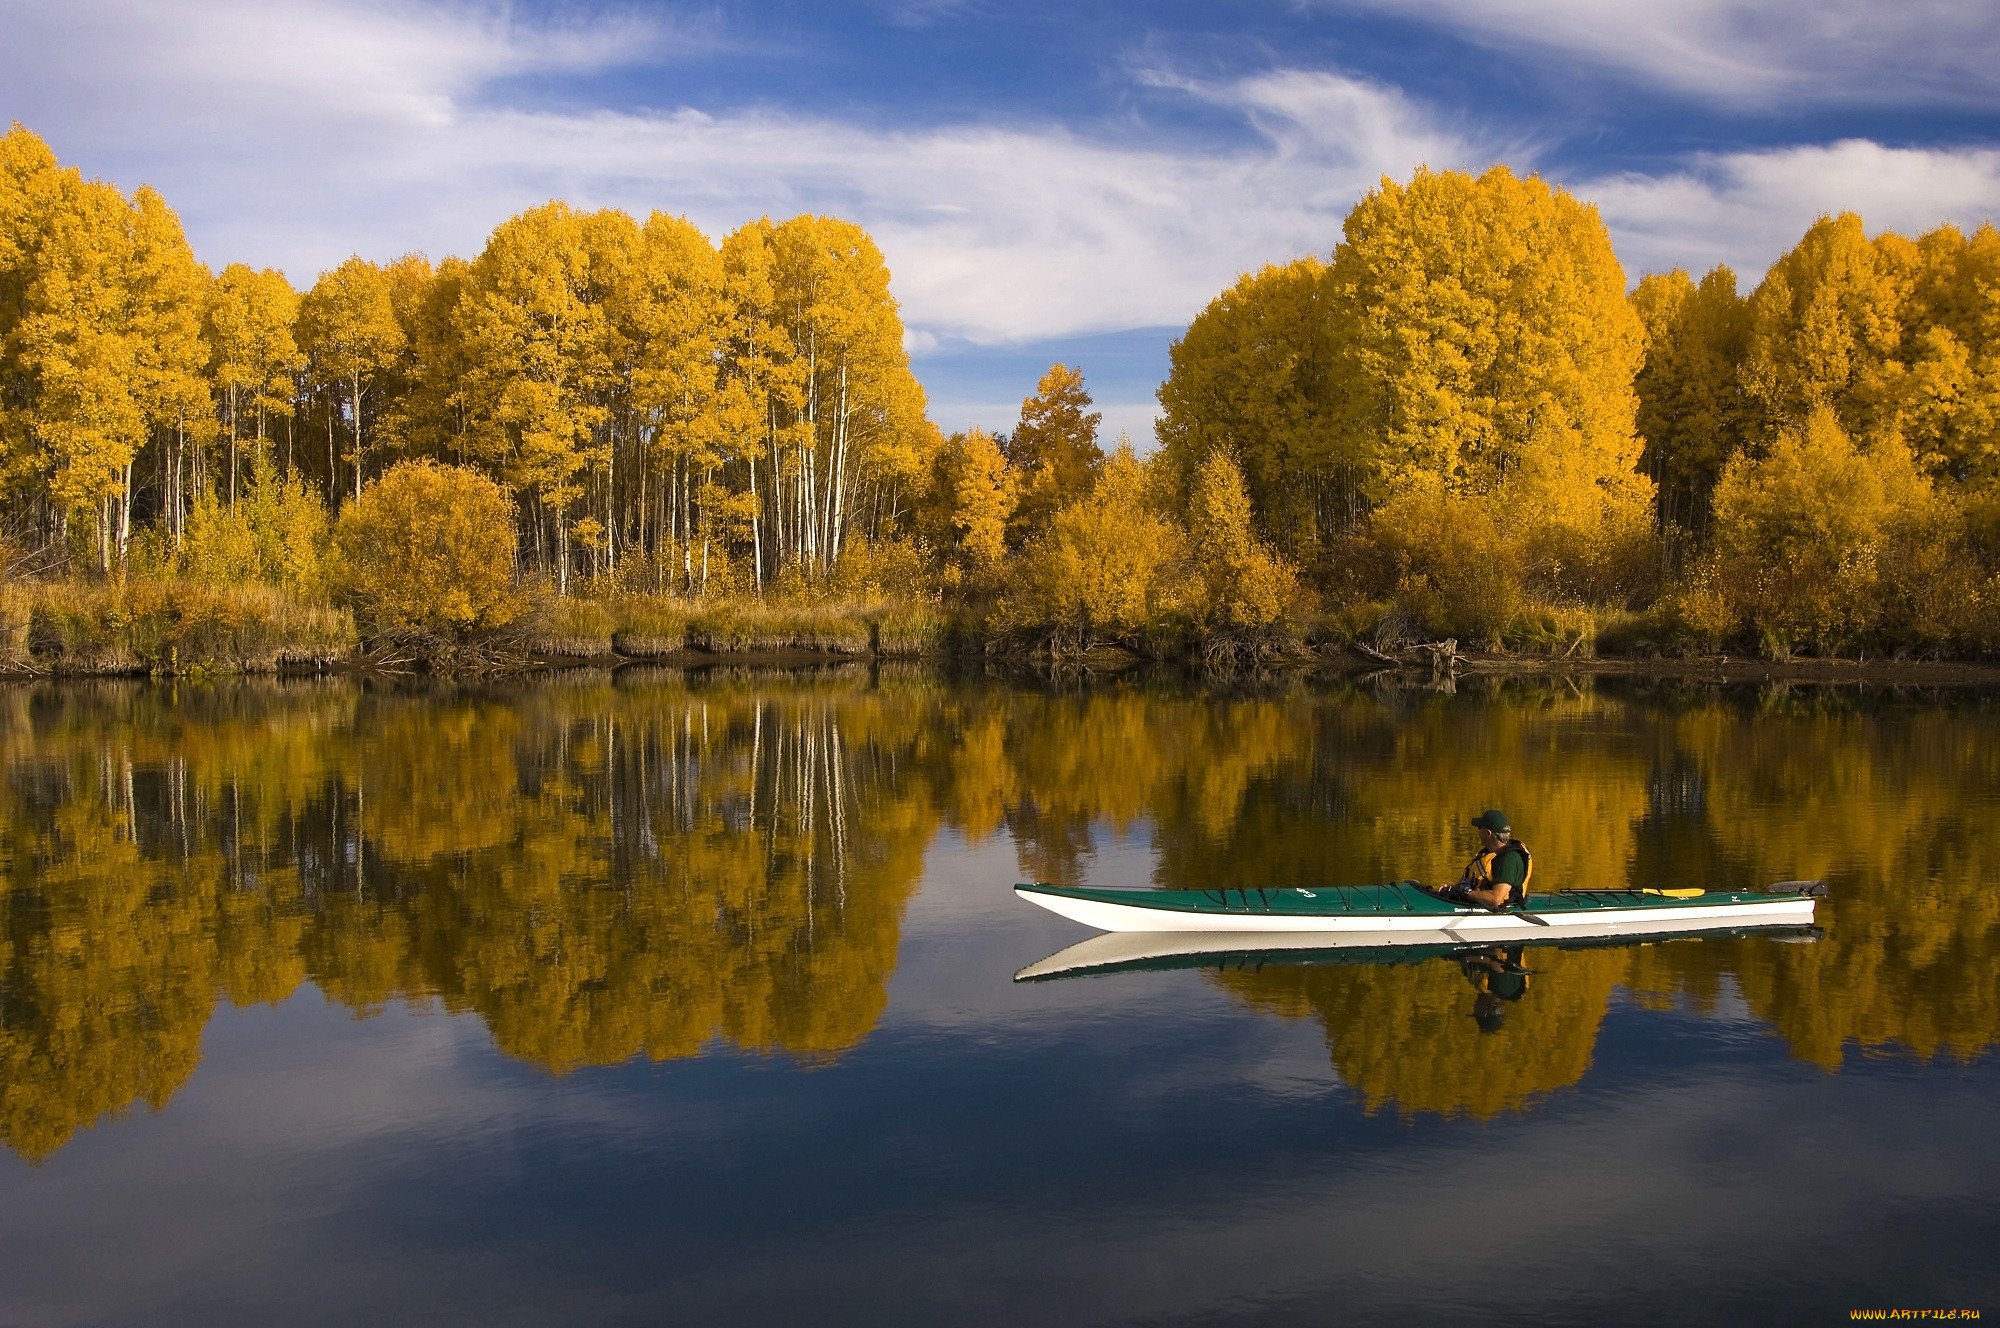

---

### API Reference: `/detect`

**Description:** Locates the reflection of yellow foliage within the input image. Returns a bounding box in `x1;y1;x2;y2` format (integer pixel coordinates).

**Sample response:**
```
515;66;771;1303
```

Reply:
6;673;2000;1161
360;698;521;862
1222;946;1625;1119
0;675;941;1156
1648;697;2000;1069
0;782;216;1160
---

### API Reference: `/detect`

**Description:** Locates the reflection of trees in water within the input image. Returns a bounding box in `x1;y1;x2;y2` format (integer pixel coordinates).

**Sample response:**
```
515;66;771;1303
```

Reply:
1216;945;1627;1120
1631;696;2000;1069
1084;682;2000;1114
0;677;936;1160
4;676;2000;1156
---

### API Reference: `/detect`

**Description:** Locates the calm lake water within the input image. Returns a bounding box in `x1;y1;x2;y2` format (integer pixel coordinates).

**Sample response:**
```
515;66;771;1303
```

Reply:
1;669;1995;1325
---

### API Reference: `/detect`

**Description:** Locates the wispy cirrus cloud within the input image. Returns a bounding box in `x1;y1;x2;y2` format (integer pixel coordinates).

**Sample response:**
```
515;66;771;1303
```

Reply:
1320;0;2000;107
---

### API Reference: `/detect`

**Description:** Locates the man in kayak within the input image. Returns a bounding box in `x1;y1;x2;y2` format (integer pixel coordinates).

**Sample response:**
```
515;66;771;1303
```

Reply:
1435;809;1531;909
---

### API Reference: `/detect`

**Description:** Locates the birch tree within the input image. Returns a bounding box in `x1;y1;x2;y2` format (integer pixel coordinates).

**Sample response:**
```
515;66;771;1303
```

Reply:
205;263;303;504
454;202;610;590
298;256;404;505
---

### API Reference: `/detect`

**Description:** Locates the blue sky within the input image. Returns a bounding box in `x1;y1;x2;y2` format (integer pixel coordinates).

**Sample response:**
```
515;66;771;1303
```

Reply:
7;0;2000;445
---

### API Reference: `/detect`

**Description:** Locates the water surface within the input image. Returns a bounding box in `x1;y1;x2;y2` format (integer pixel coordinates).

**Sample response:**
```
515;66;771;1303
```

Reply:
1;671;1995;1324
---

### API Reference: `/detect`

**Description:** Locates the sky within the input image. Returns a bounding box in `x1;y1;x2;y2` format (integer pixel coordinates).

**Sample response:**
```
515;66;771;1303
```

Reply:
6;0;2000;447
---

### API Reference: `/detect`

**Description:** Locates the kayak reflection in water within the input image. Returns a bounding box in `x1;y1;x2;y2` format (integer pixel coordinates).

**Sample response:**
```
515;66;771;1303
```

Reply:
1462;945;1532;1033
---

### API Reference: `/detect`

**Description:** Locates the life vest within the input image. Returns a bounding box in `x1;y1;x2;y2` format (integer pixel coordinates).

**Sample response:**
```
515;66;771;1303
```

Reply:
1459;839;1532;908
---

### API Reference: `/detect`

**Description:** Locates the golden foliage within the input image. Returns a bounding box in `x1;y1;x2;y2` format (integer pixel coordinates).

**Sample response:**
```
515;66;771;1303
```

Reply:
997;445;1184;646
333;459;521;642
1182;448;1300;635
1157;257;1347;553
298;255;404;498
1709;406;1940;653
178;453;330;595
1219;946;1625;1120
923;427;1015;586
3;675;2000;1154
205;263;304;445
1369;479;1525;645
1330;166;1646;511
1633;265;1751;530
1005;363;1101;543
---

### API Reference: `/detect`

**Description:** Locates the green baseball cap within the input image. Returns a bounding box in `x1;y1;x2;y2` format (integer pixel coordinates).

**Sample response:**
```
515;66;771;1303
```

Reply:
1470;809;1512;834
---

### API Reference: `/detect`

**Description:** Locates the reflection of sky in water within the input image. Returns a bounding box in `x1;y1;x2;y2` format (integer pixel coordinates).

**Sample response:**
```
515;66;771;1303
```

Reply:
6;960;1993;1323
1;676;1997;1323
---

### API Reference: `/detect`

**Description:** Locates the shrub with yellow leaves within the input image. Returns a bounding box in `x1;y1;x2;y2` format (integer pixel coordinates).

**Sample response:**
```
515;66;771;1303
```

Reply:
997;446;1184;650
332;460;522;653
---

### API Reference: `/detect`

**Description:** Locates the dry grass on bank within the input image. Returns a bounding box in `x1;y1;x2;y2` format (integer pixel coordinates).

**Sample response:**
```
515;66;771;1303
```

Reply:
557;593;957;659
1;580;356;675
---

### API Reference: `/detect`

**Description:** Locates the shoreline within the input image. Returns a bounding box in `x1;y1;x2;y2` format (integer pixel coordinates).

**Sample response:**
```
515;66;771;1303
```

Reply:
8;642;2000;689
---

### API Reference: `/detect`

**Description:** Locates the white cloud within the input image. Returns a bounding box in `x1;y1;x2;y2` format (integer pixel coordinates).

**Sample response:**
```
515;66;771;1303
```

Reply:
0;0;1500;346
1581;140;2000;284
1325;0;2000;106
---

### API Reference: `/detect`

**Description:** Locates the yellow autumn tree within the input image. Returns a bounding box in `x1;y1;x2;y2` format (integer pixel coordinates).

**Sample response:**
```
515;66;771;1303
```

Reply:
1709;406;1943;653
924;426;1015;588
333;459;521;648
1156;257;1350;554
1329;167;1648;510
11;171;144;570
765;215;930;576
363;251;437;471
298;256;405;503
1739;213;1905;443
0;123;67;513
1864;223;2000;484
179;452;330;595
998;444;1183;648
716;219;805;593
379;254;474;467
204;263;303;504
622;211;729;588
1321;166;1653;617
127;186;213;563
454;202;616;591
1632;265;1751;531
1182;448;1299;640
1004;363;1101;545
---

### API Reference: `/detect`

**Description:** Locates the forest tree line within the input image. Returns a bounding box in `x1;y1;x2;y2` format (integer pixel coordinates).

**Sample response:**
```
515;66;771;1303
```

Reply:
1154;167;2000;656
1;122;925;601
7;119;2000;661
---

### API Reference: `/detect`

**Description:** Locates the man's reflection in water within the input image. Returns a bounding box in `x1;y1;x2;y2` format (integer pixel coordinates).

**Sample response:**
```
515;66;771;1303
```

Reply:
1462;945;1532;1033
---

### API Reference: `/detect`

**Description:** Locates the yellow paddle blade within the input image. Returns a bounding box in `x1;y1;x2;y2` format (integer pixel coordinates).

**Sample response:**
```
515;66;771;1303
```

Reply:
1639;887;1707;898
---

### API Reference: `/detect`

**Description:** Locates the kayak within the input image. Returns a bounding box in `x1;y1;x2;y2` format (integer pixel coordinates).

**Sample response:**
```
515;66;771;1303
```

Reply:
1013;922;1822;983
1012;880;1825;940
